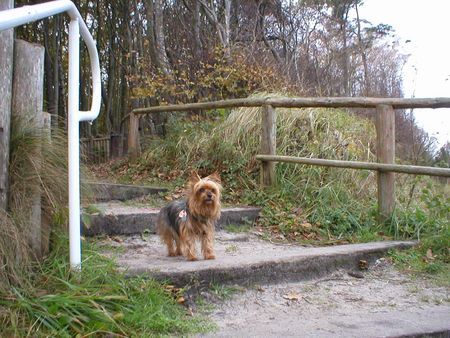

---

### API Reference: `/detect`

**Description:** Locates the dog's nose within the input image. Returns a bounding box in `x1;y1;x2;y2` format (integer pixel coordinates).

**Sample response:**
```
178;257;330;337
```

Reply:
207;192;213;198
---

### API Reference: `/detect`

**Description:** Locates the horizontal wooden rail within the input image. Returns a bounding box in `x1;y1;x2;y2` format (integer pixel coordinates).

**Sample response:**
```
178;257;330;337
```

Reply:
132;97;450;114
128;96;450;223
256;155;450;177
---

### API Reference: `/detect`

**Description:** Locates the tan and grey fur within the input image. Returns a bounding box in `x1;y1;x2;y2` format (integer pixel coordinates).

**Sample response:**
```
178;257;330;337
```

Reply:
156;173;222;261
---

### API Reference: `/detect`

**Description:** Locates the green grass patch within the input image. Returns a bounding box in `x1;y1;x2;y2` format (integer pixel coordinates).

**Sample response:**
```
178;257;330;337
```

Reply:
83;204;103;215
209;283;245;301
0;233;212;337
389;248;449;286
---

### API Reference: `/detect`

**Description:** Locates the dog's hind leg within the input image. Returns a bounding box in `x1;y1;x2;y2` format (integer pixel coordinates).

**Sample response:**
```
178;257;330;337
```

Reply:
201;228;216;260
160;229;178;257
174;236;182;256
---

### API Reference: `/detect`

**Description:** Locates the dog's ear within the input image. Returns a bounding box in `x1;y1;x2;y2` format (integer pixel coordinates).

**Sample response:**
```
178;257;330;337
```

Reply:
189;171;201;185
207;172;221;184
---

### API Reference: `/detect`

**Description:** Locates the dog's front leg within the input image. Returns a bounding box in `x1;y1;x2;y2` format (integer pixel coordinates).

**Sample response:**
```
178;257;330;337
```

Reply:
201;228;216;260
181;230;198;261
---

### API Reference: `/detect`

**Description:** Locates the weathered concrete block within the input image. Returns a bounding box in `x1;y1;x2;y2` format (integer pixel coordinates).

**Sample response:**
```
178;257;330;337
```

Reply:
85;181;167;202
98;233;417;287
82;204;260;236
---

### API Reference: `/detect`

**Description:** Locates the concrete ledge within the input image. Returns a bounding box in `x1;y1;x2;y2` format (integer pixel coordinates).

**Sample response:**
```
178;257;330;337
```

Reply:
86;181;167;202
99;233;417;287
82;204;261;236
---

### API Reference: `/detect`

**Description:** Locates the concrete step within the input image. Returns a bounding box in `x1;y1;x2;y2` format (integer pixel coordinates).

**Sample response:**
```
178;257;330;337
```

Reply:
85;181;167;202
82;203;261;236
199;261;450;338
98;231;416;287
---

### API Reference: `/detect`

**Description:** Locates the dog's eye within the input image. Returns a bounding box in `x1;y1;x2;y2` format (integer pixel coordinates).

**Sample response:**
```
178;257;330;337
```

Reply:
211;189;216;194
199;188;205;193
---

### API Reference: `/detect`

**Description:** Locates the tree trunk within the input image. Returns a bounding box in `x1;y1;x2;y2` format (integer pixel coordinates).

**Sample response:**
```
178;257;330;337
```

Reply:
0;0;14;210
257;1;282;65
341;21;349;96
146;0;160;69
200;0;232;61
355;2;370;96
192;0;203;59
146;0;171;75
223;0;231;60
12;39;45;259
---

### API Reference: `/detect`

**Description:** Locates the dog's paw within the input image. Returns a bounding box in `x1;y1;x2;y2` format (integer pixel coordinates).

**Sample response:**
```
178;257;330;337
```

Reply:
204;254;216;260
186;255;198;261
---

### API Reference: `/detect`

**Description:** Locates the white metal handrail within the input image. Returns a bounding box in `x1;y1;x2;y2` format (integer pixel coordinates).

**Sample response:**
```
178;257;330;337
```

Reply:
0;0;101;270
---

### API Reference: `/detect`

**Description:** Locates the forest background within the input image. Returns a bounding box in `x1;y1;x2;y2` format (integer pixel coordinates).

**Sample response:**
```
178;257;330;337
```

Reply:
14;0;450;165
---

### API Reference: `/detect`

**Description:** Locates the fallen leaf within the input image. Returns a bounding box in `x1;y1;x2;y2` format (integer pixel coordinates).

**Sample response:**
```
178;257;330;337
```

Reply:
276;233;286;240
292;207;303;215
177;296;186;304
282;291;302;301
305;233;316;239
358;260;368;270
112;236;123;243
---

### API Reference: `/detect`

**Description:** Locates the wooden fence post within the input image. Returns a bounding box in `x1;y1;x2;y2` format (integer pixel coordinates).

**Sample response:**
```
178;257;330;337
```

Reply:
110;133;121;158
128;112;140;159
260;104;276;187
376;104;395;223
12;39;45;259
0;0;14;210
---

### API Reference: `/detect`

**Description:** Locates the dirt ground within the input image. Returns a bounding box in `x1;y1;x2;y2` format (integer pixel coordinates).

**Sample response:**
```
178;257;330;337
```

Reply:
98;231;449;337
198;259;450;338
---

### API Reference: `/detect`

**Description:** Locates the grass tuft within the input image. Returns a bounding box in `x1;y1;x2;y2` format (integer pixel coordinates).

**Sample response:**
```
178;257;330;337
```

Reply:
0;232;212;337
1;115;93;291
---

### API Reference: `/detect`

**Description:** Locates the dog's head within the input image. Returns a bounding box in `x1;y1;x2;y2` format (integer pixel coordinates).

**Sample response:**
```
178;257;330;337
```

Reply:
187;172;222;218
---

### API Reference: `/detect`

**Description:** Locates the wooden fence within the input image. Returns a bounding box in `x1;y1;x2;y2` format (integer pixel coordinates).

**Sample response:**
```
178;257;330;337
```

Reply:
80;134;126;164
128;97;450;222
80;137;110;163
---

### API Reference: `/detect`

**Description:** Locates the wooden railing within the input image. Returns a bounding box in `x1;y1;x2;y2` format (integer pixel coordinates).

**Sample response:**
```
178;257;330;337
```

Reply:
128;96;450;222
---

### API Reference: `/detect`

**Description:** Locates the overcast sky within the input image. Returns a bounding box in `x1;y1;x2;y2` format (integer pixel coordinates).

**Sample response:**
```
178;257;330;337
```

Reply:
359;0;450;148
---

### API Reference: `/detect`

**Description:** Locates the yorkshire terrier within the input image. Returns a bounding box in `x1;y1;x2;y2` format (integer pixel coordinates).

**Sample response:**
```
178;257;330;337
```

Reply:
156;172;222;261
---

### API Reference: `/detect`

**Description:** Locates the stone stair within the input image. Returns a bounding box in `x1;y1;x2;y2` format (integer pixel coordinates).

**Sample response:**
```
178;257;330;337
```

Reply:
85;181;168;201
99;232;416;287
82;181;415;285
84;182;450;338
82;202;261;236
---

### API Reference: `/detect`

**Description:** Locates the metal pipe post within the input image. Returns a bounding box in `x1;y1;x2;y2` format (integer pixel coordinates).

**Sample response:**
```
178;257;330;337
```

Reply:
68;18;81;269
